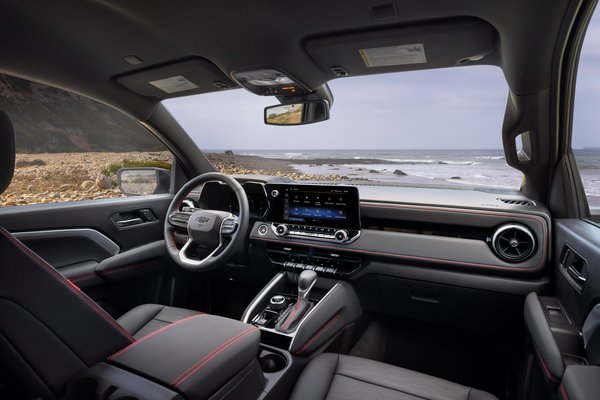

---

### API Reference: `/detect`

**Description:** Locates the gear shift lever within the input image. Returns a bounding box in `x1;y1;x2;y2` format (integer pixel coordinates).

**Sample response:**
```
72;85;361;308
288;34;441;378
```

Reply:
298;270;317;300
275;270;318;333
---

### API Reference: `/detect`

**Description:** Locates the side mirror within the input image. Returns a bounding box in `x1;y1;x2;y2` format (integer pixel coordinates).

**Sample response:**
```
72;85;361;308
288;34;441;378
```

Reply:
264;100;329;126
117;168;171;196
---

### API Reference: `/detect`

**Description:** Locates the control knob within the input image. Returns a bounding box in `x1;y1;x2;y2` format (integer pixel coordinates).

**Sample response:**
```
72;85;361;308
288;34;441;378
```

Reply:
275;224;289;236
269;295;287;311
334;229;349;242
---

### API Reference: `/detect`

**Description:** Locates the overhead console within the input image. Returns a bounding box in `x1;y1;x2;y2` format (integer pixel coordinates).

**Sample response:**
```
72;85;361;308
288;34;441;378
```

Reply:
262;184;361;243
231;68;309;96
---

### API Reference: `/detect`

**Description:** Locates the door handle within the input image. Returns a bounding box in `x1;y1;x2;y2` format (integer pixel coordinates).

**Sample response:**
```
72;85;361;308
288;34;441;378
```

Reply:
567;266;587;285
114;218;144;227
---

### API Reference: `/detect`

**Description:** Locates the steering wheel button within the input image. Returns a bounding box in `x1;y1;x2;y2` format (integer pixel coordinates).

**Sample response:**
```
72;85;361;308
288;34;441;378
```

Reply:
258;224;268;235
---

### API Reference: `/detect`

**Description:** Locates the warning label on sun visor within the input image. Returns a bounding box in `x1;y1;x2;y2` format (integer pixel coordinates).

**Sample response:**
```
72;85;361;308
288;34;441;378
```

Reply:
359;44;427;67
149;76;199;94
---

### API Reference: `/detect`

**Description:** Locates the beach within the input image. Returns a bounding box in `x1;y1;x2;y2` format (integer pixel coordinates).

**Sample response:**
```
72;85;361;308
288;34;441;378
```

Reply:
1;150;598;207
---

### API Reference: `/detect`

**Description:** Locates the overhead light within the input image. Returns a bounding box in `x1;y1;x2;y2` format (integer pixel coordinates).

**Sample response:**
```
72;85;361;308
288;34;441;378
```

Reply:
232;68;308;96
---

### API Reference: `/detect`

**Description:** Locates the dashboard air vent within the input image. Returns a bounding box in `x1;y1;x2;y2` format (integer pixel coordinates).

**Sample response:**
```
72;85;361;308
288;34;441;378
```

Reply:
491;224;535;263
498;198;535;206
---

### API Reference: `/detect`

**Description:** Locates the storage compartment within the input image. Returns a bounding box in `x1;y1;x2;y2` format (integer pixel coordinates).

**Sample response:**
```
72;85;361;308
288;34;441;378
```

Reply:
259;352;286;373
524;293;587;392
65;363;183;400
108;314;262;400
377;275;522;332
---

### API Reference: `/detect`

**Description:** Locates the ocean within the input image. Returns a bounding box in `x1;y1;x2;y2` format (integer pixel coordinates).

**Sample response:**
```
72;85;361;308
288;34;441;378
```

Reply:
236;149;600;205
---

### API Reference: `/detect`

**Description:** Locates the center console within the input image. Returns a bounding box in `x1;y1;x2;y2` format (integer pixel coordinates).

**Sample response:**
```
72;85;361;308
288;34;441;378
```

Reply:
242;271;363;355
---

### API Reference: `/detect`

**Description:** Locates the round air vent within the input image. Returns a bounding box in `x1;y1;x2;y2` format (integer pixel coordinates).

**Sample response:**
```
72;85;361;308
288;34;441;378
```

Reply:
491;224;536;263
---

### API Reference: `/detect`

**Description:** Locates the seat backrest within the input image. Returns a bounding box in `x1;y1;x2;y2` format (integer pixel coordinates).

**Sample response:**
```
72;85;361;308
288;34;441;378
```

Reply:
0;110;15;194
0;110;134;399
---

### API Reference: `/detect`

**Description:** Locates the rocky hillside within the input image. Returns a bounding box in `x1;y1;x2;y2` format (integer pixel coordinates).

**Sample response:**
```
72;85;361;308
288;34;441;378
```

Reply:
0;74;164;153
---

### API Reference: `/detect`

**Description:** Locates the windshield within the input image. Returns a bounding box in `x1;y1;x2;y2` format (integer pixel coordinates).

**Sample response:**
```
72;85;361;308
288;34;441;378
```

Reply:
164;66;522;190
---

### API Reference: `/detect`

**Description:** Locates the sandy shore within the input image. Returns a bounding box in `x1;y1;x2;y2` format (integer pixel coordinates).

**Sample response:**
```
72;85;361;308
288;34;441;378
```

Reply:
0;151;362;207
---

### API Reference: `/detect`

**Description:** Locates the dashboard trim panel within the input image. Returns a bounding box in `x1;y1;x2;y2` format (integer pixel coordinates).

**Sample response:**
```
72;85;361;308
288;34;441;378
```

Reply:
251;202;549;274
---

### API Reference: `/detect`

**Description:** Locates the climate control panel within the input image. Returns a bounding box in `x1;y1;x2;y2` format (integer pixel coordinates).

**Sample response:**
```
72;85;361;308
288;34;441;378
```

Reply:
268;223;360;243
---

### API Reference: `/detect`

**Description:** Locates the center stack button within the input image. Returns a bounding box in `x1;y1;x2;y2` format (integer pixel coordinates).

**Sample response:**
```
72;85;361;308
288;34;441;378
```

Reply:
275;224;289;236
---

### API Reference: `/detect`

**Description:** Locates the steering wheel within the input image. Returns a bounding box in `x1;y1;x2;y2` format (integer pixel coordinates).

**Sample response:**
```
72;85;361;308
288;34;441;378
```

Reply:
164;172;249;271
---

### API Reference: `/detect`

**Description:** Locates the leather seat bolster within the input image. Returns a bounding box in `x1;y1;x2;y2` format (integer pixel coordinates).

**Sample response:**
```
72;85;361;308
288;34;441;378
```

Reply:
289;353;340;400
290;354;498;400
0;110;15;194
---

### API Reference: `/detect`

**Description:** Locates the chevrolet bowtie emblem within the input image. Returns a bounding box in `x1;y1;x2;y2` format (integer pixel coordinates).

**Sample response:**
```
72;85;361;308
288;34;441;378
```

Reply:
195;216;210;224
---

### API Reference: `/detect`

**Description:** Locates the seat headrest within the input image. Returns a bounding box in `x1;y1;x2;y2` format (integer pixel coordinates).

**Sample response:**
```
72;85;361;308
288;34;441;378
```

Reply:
0;110;15;194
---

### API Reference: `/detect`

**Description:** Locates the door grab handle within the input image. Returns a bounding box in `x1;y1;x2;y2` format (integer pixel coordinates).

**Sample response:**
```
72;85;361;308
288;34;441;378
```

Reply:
567;266;587;285
115;218;143;227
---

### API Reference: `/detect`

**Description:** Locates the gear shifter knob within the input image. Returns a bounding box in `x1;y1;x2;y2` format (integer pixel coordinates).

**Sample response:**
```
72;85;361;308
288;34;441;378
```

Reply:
298;270;317;299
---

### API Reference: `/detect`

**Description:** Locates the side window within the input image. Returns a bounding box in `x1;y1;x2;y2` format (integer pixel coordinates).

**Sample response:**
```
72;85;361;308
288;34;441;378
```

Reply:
573;9;600;222
0;73;172;207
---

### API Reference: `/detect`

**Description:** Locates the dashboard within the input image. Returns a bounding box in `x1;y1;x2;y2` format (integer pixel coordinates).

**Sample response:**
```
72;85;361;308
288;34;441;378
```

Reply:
187;178;551;280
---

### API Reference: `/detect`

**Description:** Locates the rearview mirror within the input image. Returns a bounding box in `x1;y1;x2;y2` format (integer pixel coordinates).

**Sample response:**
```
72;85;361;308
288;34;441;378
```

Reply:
264;100;329;126
117;168;171;196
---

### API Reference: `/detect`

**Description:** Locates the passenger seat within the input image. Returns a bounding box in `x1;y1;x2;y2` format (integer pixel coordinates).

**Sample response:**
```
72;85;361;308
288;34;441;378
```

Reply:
289;353;498;400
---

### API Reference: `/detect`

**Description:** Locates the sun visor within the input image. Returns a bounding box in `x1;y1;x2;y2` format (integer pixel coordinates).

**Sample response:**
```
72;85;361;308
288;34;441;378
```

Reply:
305;19;496;77
116;58;238;98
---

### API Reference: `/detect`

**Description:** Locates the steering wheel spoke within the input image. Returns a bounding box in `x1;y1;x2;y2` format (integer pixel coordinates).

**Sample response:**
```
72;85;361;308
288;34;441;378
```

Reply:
168;211;192;228
220;215;239;236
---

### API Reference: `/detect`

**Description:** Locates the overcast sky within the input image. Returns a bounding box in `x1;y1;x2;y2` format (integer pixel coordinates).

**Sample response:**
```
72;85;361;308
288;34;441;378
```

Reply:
165;14;600;151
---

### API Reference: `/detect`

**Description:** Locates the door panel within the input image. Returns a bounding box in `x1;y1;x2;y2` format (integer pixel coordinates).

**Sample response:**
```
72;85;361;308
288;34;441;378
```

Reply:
554;219;600;327
0;194;172;250
0;194;176;315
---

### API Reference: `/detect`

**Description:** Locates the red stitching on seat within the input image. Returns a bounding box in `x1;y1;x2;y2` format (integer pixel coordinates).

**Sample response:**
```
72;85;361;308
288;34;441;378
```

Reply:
66;279;81;291
559;383;569;400
171;326;258;387
296;315;344;355
108;313;205;362
0;228;135;342
535;349;559;383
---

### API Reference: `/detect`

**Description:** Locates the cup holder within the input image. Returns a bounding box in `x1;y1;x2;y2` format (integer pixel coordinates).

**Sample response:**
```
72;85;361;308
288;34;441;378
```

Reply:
260;352;287;373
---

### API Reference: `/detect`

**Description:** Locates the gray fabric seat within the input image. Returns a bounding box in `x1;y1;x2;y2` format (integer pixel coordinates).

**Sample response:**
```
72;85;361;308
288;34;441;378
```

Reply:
289;353;498;400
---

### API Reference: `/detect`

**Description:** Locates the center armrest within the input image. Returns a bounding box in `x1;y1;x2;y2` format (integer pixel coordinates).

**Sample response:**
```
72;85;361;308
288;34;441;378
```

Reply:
107;313;261;399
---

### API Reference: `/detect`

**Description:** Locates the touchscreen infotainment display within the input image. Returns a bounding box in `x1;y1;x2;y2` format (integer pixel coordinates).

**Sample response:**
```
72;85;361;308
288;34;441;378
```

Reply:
266;184;360;229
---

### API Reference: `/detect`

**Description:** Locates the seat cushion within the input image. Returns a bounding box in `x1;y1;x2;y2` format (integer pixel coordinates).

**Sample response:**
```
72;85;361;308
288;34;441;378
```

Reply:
289;353;498;400
117;304;201;339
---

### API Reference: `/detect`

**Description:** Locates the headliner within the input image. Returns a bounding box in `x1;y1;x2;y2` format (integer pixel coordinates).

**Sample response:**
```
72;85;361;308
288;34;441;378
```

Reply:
0;0;575;120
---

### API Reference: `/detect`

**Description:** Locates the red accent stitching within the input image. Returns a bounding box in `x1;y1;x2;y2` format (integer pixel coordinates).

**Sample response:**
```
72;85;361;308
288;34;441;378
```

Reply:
559;384;569;400
296;315;344;355
535;349;559;383
66;279;81;291
254;203;548;273
108;313;205;362
172;326;258;387
0;228;135;342
280;301;301;332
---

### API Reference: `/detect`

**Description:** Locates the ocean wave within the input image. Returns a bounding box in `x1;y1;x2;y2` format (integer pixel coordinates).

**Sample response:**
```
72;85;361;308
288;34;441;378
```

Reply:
475;156;504;160
438;160;479;165
284;152;305;157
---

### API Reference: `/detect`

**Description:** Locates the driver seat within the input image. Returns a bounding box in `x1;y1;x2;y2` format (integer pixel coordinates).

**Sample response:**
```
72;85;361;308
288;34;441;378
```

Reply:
0;110;201;399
